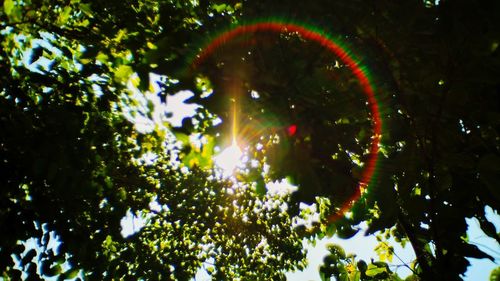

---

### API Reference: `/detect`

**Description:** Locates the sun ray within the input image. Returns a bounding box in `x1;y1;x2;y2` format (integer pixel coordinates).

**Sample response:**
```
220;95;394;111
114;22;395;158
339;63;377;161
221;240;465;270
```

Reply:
214;95;243;176
231;96;238;146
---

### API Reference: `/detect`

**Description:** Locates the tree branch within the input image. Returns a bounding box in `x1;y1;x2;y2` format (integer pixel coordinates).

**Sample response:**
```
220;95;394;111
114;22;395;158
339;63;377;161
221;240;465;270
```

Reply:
380;240;416;274
397;211;433;278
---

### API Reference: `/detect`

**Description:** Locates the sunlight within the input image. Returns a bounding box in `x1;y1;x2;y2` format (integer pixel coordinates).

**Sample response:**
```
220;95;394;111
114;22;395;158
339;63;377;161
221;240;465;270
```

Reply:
214;142;243;176
214;94;244;176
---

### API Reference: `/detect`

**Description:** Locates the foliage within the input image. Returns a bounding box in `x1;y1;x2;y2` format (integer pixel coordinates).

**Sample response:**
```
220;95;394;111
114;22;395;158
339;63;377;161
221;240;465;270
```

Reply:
491;266;500;281
318;242;411;281
0;0;305;280
1;0;499;280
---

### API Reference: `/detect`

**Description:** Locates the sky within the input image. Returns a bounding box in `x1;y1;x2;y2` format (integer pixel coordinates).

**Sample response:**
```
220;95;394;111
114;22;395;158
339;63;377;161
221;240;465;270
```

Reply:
285;224;415;281
16;77;496;280
15;205;497;280
285;206;499;281
15;47;499;280
156;88;500;280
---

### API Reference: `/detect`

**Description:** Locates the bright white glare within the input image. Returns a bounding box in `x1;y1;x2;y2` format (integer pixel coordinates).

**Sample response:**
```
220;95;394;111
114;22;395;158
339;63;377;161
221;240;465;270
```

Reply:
250;90;260;99
267;178;298;196
293;203;320;228
164;90;200;127
124;74;197;133
120;210;146;238
214;143;243;176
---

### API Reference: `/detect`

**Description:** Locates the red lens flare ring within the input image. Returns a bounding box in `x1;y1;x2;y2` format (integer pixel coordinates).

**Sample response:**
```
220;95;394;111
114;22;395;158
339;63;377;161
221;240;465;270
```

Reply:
189;21;382;222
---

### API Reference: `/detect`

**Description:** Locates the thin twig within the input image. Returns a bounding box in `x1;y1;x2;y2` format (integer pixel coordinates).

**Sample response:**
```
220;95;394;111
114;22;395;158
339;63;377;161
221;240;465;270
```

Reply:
380;240;417;275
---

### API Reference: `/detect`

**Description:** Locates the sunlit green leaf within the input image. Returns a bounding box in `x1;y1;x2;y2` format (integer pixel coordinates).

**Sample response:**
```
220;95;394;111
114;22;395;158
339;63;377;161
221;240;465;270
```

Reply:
365;263;387;277
3;0;14;15
114;65;133;83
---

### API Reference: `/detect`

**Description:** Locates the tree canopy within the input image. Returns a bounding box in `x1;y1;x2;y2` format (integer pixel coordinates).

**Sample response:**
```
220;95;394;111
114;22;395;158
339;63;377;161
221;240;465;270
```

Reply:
1;0;499;280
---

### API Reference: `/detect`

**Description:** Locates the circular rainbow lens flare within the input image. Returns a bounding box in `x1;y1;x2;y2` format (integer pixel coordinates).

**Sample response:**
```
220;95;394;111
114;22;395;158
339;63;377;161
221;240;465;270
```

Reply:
188;20;382;223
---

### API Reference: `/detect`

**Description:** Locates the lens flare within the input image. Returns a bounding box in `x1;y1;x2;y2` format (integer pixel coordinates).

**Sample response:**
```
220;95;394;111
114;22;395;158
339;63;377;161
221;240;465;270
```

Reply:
187;19;383;222
215;96;243;176
214;142;243;176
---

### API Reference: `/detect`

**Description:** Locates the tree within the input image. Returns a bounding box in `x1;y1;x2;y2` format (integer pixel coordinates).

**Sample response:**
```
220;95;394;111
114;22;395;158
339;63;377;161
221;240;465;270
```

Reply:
1;0;499;280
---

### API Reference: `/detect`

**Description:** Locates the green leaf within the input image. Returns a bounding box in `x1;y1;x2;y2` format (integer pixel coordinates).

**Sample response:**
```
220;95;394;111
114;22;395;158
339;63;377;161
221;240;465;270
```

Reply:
96;52;108;64
405;275;420;281
336;223;359;239
375;242;394;262
365;263;388;277
327;243;346;259
114;65;133;83
325;223;336;237
147;100;155;114
50;264;62;276
350;271;361;281
198;137;215;168
79;3;93;17
206;266;215;274
3;0;14;15
319;268;328;281
63;268;80;279
174;132;190;144
357;260;367;273
255;176;266;196
490;266;500;281
57;6;72;25
212;3;227;13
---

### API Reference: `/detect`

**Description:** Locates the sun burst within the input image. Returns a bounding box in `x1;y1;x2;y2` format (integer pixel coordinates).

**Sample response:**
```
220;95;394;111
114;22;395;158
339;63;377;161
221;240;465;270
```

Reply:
214;96;243;176
214;141;243;176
